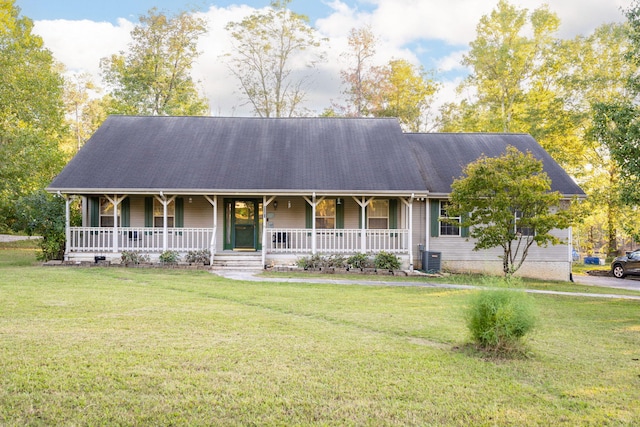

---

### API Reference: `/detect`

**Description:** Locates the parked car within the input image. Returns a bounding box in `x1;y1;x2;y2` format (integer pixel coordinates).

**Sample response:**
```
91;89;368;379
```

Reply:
611;250;640;279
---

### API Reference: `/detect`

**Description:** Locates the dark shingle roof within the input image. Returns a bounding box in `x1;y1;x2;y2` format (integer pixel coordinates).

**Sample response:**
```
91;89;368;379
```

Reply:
405;132;584;196
49;116;426;194
48;116;584;197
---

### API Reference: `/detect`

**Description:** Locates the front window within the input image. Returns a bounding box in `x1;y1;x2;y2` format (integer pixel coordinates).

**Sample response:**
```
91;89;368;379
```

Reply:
316;199;335;229
515;210;534;236
368;199;389;229
100;197;120;227
439;201;460;236
153;199;175;227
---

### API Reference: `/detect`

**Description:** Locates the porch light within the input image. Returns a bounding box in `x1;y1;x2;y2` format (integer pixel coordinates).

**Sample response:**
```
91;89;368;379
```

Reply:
274;201;278;210
287;200;291;209
337;198;342;205
188;197;192;203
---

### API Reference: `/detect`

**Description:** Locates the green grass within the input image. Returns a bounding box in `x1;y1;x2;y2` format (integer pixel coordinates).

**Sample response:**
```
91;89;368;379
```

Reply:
1;247;639;425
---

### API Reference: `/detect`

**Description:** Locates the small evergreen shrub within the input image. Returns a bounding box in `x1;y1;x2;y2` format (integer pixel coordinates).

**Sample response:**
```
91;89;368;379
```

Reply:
296;254;324;269
466;284;536;353
373;251;401;270
346;253;371;269
325;254;346;268
185;249;211;264
159;250;180;264
121;251;150;265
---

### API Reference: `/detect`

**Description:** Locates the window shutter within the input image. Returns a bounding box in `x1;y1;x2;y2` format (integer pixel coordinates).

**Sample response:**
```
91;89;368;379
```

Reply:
461;213;469;238
121;197;130;227
175;197;184;228
305;203;312;228
389;199;398;229
430;199;440;237
144;197;153;227
336;199;344;229
90;197;99;227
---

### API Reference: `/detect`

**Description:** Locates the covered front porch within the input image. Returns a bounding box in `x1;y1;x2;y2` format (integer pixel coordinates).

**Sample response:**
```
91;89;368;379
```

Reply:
62;193;420;268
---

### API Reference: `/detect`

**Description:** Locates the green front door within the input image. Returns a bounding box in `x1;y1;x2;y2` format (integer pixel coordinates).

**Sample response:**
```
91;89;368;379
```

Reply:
224;199;262;250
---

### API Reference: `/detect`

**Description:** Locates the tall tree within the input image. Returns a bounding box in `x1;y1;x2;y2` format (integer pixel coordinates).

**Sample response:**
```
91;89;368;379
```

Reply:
225;0;325;117
0;0;67;230
570;23;636;258
369;59;438;132
63;72;100;153
441;1;582;170
590;2;640;210
100;8;209;116
340;26;378;117
447;146;574;277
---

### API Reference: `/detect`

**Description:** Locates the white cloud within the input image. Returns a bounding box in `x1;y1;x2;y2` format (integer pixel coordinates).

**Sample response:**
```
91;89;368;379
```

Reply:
31;0;630;117
34;18;134;76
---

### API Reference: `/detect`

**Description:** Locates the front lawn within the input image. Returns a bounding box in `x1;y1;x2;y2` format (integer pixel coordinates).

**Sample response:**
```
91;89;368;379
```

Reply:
0;246;638;425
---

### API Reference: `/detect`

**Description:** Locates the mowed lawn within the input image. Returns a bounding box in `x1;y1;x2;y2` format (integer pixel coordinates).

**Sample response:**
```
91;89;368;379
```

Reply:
0;245;639;426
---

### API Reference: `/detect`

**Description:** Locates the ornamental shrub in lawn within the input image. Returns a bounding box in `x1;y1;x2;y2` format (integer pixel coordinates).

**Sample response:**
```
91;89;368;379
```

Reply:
466;283;536;353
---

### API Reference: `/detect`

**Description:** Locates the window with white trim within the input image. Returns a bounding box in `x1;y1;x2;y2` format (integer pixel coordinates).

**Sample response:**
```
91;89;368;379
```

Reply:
439;201;460;236
99;197;120;227
315;199;335;229
368;199;389;229
515;210;534;236
153;199;175;227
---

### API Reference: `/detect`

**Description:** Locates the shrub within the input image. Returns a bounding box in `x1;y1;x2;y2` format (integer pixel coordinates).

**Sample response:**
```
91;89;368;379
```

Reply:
159;250;180;264
466;286;536;353
185;249;211;265
325;254;346;268
12;190;80;261
121;251;150;265
346;253;371;269
296;254;324;270
373;251;401;271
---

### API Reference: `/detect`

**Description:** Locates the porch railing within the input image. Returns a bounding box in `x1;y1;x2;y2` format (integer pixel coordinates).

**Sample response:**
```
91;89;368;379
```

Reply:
68;227;214;253
265;228;409;254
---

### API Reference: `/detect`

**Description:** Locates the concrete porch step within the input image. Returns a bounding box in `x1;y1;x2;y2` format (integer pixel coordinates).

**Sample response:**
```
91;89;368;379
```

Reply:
211;252;264;270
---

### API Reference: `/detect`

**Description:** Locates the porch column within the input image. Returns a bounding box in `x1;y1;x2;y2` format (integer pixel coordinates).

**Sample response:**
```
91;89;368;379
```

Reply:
62;193;70;261
402;195;414;271
204;195;217;265
312;194;317;254
262;196;276;267
104;195;126;253
155;193;176;252
353;196;373;253
303;194;323;255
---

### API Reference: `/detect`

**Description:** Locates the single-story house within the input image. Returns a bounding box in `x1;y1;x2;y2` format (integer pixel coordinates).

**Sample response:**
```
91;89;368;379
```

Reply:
47;116;584;280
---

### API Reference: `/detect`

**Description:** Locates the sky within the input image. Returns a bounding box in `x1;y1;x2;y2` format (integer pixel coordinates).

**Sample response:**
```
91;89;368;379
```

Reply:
16;0;632;117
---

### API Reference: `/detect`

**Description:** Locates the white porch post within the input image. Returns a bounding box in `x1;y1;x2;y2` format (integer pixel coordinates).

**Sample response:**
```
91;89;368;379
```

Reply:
303;194;324;255
262;196;276;267
104;195;125;253
402;195;414;271
312;193;317;254
62;193;70;261
155;193;176;252
353;196;373;253
204;195;217;266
